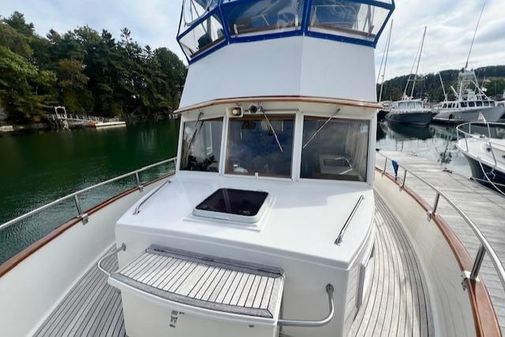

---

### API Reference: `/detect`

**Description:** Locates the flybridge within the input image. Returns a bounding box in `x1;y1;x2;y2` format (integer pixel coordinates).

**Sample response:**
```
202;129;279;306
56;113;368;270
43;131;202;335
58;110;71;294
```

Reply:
177;0;395;63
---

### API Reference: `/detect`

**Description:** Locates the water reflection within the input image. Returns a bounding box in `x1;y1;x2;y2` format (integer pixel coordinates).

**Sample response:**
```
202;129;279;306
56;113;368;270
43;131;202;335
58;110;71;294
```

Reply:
381;121;435;140
376;121;469;176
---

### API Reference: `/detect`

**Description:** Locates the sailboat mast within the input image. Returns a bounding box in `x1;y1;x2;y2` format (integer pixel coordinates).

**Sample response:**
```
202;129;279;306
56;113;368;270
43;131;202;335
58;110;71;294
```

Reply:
465;0;487;70
378;20;393;102
438;72;447;101
410;26;427;98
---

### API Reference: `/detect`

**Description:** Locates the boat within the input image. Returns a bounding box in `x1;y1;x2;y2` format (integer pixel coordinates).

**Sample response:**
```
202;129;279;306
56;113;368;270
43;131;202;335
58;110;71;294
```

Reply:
385;98;433;126
92;120;127;128
457;121;505;192
433;70;505;123
433;1;505;124
1;1;505;337
385;27;432;126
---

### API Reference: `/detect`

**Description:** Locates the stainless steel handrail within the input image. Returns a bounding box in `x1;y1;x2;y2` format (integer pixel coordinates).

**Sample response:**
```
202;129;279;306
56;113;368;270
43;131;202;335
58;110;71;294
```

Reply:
335;194;365;245
376;151;505;290
97;243;126;277
277;284;334;327
133;179;171;215
0;157;177;231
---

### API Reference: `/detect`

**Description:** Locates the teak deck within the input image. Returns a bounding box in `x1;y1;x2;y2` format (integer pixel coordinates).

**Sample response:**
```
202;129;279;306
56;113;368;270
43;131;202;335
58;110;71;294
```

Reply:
378;150;505;335
34;193;431;337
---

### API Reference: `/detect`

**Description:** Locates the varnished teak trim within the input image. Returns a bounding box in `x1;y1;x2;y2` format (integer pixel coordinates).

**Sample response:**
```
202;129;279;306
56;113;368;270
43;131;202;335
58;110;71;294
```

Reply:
0;174;172;278
175;95;382;113
378;169;501;337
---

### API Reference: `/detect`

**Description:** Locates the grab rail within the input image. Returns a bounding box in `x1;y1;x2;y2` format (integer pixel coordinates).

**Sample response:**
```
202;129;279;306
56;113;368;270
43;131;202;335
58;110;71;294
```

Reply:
97;243;126;277
335;195;364;245
277;284;335;327
376;151;505;290
0;157;177;232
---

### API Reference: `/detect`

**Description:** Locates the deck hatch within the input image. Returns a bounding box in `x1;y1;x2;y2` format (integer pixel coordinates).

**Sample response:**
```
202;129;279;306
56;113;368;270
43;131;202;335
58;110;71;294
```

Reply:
193;188;270;223
110;245;284;319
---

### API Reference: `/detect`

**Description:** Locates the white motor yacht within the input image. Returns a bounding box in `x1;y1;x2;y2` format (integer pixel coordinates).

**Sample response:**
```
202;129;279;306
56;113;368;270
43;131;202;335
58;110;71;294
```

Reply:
457;121;505;192
433;70;505;123
1;1;505;337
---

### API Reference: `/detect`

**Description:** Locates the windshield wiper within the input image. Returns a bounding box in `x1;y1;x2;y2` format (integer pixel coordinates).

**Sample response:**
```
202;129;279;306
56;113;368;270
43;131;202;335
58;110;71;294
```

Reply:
262;111;284;153
185;111;204;157
302;109;341;149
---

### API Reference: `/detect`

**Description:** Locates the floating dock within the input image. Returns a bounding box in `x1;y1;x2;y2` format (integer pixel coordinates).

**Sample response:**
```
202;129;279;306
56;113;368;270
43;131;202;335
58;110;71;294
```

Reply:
377;150;505;333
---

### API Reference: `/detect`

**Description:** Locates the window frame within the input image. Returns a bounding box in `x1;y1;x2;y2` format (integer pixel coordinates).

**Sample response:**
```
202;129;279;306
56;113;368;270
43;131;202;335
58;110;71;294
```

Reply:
298;113;371;183
178;115;225;175
176;0;395;64
223;113;297;180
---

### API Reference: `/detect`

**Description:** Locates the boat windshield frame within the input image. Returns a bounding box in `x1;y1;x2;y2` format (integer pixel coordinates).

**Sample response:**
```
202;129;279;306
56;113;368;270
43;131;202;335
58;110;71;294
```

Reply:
177;0;395;63
177;110;373;183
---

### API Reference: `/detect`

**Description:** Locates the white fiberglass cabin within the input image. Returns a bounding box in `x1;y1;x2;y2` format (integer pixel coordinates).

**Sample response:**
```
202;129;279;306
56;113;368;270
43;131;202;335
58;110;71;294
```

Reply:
112;1;391;336
1;1;505;337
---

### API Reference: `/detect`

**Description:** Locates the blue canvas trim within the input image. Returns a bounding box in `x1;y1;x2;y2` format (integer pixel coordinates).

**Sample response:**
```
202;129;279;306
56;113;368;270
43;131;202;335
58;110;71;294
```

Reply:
178;0;394;63
188;40;228;64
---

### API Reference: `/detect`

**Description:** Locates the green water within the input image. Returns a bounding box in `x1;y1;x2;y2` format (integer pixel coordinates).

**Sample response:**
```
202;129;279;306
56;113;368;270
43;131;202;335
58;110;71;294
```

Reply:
0;119;472;264
0;120;179;263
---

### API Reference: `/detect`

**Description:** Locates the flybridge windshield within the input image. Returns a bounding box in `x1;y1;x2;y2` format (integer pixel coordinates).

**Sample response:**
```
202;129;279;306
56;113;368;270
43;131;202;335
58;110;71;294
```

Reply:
177;0;394;61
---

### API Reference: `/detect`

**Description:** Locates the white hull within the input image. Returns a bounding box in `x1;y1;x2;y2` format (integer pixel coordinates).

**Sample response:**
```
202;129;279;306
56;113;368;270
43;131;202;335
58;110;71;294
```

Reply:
434;106;505;123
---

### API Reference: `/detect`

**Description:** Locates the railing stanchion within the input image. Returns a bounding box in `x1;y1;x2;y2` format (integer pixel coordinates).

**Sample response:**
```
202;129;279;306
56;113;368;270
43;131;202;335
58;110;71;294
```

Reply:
74;195;88;224
401;170;407;188
135;172;143;192
432;192;440;214
382;157;388;175
470;245;486;281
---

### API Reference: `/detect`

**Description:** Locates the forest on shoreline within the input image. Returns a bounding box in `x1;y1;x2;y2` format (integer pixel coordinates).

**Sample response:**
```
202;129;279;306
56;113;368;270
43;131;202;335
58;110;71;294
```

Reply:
0;12;187;124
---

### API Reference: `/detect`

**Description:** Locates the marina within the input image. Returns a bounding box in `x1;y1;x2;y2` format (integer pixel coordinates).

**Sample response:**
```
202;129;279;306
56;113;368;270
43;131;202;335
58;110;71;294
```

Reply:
1;0;505;337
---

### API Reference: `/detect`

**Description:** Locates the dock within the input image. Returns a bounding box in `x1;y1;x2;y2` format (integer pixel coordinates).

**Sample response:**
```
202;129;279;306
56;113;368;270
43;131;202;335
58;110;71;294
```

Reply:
376;150;505;334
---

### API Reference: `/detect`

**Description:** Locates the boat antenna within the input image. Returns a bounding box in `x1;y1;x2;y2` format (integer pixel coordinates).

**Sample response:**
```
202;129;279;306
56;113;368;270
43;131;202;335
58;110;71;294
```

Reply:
377;19;393;102
465;0;487;70
410;26;427;98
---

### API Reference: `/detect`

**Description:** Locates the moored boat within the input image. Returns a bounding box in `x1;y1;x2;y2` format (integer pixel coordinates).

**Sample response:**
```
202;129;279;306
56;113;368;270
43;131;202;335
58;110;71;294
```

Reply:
385;99;432;126
457;121;505;192
385;27;432;126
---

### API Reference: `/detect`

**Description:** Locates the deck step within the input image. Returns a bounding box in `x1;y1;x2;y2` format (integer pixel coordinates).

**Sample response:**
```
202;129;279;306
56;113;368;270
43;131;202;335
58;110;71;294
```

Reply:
109;245;284;319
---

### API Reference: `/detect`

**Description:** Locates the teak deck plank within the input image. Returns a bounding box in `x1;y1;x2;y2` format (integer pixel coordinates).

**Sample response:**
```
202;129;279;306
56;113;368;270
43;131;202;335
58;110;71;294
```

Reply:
377;150;505;334
348;193;433;337
36;193;433;337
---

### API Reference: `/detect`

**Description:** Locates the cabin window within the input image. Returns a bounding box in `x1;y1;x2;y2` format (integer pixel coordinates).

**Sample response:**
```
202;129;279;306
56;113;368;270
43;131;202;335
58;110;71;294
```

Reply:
476;101;483;107
180;118;223;172
484;101;489;107
461;102;467;108
226;115;295;178
301;117;368;182
179;13;225;58
469;102;475;107
308;0;389;42
223;0;303;37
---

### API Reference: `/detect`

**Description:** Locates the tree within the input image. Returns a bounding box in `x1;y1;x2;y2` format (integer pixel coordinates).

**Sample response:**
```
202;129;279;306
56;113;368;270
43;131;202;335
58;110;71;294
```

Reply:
0;11;188;122
56;59;93;114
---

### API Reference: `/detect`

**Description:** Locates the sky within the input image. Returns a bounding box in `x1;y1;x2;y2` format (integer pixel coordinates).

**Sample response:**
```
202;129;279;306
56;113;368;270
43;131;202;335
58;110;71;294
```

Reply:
1;0;504;80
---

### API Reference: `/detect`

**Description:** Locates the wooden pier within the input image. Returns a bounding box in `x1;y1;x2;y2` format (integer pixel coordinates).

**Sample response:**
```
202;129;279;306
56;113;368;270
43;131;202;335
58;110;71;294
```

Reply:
376;150;505;334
